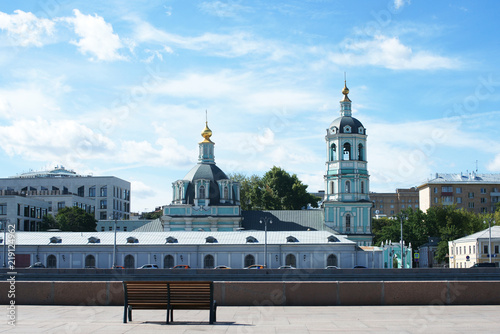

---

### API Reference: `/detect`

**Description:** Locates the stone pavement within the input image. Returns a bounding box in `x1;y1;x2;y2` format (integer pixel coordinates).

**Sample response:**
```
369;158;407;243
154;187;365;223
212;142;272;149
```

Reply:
0;305;499;333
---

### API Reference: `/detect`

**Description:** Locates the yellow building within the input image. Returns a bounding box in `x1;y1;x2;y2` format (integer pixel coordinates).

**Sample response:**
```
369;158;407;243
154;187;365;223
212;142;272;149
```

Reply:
370;188;419;217
448;226;500;268
418;172;500;214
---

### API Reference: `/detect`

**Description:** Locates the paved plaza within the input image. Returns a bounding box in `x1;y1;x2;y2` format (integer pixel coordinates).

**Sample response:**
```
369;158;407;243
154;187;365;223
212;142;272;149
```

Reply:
1;305;499;333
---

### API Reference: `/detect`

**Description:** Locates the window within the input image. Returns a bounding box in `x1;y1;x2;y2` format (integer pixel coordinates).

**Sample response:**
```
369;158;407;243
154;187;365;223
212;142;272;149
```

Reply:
434;198;438;204
224;186;229;199
495;245;499;254
124;255;135;268
483;245;488;254
456;197;462;204
89;187;96;197
205;236;218;243
468;192;474;198
85;255;95;267
100;186;107;197
100;200;107;209
468;202;474;208
442;186;453;192
344;125;351;133
204;254;215;269
473;245;475;254
456;187;462;194
164;255;175;268
434;187;438;194
47;255;57;268
361;181;365;194
327;254;338;267
246;236;258;243
481;188;487;194
330;144;336;161
343;143;351;160
345;181;351;193
285;254;297;267
0;203;6;215
481;198;487;203
469;246;471;254
345;214;351;232
358;144;364;161
101;227;105;231
330;181;335;195
244;254;255;267
199;185;206;199
77;186;84;197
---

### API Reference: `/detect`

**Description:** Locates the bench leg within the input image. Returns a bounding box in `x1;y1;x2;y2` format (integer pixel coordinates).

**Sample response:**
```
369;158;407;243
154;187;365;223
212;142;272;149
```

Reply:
167;306;173;324
210;300;217;324
123;304;127;323
128;305;132;322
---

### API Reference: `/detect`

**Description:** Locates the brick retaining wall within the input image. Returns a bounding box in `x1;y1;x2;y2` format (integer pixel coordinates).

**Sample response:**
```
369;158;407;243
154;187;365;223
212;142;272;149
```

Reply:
1;281;499;306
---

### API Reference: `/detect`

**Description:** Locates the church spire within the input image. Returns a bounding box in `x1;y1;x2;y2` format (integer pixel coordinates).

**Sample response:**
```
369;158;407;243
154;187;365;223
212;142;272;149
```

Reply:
339;77;352;117
198;111;215;164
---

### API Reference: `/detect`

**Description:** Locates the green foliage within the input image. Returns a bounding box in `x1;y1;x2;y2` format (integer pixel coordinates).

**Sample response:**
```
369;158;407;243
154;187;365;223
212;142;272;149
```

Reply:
40;214;58;231
141;210;162;220
229;166;320;211
373;205;494;264
55;207;97;232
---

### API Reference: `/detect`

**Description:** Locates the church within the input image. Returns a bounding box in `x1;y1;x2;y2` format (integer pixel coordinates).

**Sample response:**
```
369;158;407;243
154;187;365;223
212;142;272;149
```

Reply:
161;81;373;246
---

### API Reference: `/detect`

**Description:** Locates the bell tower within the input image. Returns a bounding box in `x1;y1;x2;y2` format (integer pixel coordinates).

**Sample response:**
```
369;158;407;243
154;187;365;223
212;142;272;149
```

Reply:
323;80;372;246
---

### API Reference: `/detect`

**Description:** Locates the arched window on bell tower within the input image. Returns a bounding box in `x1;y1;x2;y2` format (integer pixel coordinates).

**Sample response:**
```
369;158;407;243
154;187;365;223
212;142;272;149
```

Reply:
358;143;364;161
361;181;365;194
178;186;182;201
345;181;351;193
330;181;335;195
343;143;351;160
330;143;336;161
199;185;205;199
345;214;351;232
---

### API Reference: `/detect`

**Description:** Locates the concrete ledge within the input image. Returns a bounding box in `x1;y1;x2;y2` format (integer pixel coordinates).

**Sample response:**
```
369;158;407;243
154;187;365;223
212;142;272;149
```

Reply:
1;281;499;306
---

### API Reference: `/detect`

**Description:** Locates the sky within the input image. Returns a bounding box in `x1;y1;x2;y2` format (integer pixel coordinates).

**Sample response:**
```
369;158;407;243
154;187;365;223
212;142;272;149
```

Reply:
1;0;500;213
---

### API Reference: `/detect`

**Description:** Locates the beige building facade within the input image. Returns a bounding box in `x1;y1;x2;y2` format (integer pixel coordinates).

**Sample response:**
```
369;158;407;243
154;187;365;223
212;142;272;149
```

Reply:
418;172;500;214
370;188;419;217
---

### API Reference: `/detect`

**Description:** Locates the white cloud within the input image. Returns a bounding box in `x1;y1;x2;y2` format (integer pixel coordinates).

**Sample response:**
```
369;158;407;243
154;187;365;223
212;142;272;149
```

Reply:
0;10;55;47
133;20;290;59
64;9;125;61
0;118;115;162
331;35;459;70
199;1;251;18
487;154;500;172
394;0;411;10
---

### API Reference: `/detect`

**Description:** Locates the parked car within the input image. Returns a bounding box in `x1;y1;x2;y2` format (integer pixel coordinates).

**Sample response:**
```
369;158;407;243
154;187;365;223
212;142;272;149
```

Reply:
137;264;159;269
471;263;497;268
112;265;125;269
214;265;231;269
325;266;339;269
245;264;265;269
28;262;45;268
278;265;296;269
173;265;190;269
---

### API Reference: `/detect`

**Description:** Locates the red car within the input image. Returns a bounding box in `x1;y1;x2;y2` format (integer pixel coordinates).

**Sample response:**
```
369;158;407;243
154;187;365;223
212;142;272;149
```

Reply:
173;265;190;269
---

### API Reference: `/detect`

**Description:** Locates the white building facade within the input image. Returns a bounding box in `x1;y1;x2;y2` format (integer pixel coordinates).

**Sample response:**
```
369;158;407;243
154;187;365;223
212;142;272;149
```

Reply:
2;231;384;269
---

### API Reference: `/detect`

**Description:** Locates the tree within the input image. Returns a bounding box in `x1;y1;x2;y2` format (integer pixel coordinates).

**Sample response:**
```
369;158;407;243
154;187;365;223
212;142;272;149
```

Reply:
141;210;162;220
40;214;58;231
55;207;97;232
230;167;320;210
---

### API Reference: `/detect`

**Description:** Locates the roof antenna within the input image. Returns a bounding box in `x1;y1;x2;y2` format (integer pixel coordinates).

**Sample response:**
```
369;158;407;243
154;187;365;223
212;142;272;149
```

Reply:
475;160;478;173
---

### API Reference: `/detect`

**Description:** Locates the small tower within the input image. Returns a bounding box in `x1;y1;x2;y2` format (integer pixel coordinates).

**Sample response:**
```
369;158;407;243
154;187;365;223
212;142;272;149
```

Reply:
323;81;372;246
163;115;242;232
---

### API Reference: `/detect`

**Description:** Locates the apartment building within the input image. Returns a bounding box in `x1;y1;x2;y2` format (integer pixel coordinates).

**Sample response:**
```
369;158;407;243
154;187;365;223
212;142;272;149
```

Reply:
370;188;419;217
418;172;500;214
0;166;131;230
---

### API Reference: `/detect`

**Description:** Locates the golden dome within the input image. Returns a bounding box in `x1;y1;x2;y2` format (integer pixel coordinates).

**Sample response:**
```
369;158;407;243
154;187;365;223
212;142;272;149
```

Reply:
201;122;213;143
341;80;351;102
342;81;349;95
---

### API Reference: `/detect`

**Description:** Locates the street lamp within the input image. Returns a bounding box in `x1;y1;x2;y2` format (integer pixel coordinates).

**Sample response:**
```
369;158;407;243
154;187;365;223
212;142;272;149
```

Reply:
110;213;121;269
400;214;407;269
259;217;272;268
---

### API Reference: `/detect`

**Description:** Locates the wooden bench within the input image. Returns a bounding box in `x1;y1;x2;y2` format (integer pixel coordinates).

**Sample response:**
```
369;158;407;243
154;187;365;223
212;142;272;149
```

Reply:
122;281;216;324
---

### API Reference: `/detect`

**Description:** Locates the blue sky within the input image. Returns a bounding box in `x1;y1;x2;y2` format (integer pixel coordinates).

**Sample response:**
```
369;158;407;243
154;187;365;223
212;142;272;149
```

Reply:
1;0;500;212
